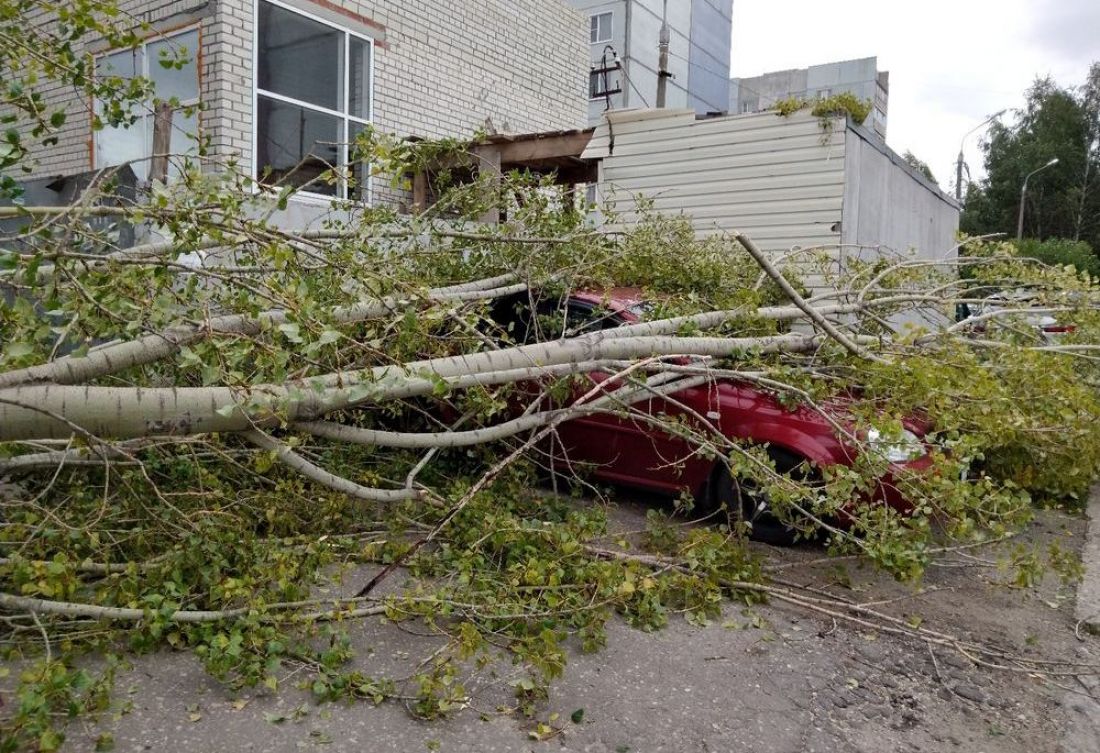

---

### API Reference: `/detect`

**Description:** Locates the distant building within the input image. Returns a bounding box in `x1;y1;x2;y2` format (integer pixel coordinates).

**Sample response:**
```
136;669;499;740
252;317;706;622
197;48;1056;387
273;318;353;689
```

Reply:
730;56;889;138
566;0;733;125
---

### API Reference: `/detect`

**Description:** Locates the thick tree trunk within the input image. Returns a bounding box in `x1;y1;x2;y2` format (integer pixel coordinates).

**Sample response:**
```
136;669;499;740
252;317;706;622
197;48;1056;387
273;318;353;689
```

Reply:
0;332;823;441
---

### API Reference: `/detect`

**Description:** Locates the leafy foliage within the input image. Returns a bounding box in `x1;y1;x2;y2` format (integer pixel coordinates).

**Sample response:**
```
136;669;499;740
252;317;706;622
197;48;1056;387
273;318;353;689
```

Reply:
774;92;874;128
962;64;1100;249
903;151;937;184
1016;237;1100;278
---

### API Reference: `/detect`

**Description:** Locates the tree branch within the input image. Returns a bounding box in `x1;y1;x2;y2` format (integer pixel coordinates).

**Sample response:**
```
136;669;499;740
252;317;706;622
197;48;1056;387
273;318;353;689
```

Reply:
240;429;422;503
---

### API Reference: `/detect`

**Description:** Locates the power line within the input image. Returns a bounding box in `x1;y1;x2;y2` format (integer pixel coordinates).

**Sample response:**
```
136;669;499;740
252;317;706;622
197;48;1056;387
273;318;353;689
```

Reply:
697;0;734;24
661;49;730;112
618;59;652;109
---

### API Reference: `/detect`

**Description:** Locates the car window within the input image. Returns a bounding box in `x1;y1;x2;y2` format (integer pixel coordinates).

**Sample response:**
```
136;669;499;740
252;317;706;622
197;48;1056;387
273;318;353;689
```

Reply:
488;293;625;345
561;301;621;336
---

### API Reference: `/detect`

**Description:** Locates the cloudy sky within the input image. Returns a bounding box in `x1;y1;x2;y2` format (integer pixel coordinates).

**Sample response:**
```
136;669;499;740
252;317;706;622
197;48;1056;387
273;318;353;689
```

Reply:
729;0;1100;191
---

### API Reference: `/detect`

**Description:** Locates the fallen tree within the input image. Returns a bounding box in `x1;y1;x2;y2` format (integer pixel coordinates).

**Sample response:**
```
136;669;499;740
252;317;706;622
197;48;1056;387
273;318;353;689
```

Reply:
2;2;1100;748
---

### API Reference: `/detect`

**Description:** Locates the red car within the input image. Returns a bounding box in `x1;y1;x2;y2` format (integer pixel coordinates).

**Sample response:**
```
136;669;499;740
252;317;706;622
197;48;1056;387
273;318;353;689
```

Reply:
491;288;933;544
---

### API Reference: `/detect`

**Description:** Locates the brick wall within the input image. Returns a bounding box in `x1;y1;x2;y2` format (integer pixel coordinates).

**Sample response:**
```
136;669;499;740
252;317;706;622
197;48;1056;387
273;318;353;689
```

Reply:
9;0;588;206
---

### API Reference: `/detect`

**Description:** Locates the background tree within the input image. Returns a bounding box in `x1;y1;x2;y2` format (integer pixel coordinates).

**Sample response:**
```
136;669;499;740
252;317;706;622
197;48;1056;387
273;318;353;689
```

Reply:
962;66;1100;258
902;150;937;184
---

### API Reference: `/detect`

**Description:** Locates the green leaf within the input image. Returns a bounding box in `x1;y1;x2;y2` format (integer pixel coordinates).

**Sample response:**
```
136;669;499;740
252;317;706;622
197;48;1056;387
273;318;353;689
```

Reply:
214;404;237;419
317;329;341;346
570;708;585;724
4;342;34;359
39;728;64;752
178;347;202;366
23;254;40;284
278;322;302;343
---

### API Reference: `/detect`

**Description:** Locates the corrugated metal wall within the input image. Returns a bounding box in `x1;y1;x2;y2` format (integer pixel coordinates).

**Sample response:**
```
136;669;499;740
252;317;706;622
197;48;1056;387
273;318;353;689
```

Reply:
583;108;960;309
584;108;847;252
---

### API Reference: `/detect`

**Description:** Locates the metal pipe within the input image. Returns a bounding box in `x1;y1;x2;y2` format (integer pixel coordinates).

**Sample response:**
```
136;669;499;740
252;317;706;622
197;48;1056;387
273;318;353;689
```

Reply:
1016;157;1059;240
956;109;1006;202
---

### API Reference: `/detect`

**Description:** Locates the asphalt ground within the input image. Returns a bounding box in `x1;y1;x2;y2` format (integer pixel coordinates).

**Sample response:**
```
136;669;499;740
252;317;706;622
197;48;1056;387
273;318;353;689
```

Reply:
49;492;1099;753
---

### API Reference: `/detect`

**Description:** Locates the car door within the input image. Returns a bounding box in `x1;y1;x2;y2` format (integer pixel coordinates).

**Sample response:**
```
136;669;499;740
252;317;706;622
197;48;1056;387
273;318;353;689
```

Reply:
545;299;630;477
601;368;720;493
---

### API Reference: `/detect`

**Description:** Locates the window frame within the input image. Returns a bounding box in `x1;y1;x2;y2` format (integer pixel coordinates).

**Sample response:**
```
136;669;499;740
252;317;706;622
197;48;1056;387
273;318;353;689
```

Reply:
92;24;203;177
589;12;612;45
251;0;375;204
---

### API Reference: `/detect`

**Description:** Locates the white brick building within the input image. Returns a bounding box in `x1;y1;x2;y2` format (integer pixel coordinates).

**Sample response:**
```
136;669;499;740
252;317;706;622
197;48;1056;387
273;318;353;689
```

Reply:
15;0;588;208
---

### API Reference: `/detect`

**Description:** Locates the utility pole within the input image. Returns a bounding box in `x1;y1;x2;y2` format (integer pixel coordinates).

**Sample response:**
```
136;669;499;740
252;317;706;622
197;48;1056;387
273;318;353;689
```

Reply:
655;0;670;107
955;149;965;203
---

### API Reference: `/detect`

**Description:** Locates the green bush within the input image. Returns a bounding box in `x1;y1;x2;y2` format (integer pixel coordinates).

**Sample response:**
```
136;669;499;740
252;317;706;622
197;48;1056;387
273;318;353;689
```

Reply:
1017;238;1100;278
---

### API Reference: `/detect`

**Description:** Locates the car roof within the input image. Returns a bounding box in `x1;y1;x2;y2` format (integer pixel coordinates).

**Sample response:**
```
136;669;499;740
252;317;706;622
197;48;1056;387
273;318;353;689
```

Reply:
569;287;648;315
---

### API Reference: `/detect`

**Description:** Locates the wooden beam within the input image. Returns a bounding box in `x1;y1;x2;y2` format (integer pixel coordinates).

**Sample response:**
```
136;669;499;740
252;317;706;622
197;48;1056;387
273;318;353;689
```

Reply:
149;102;173;184
474;146;502;224
412;171;427;215
490;131;594;165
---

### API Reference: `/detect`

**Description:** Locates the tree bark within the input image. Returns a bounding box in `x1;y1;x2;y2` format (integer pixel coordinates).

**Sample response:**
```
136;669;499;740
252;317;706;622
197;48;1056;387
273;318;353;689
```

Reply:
0;333;820;441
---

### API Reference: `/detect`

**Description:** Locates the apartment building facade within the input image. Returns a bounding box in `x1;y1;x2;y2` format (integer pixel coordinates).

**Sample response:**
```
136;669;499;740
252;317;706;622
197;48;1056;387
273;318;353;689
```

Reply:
567;0;733;125
730;56;890;139
13;0;588;207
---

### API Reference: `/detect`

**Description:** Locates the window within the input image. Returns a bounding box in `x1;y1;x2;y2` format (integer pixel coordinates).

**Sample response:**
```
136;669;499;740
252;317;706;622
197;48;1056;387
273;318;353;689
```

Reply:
94;27;200;180
562;301;620;336
254;0;373;201
590;12;612;44
488;294;622;346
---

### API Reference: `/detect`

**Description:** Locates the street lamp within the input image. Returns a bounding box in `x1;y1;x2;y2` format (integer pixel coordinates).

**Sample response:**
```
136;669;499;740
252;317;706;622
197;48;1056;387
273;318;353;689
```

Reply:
956;109;1007;202
1016;157;1060;240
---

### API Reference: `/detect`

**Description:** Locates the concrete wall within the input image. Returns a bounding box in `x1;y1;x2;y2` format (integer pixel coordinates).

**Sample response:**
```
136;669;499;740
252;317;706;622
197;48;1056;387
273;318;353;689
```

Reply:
625;0;692;110
568;0;731;124
840;121;960;263
687;0;733;115
7;0;588;209
731;56;889;138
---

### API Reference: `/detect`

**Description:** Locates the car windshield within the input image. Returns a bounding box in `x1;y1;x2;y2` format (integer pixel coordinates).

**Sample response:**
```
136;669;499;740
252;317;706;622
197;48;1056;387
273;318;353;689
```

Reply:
488;292;625;344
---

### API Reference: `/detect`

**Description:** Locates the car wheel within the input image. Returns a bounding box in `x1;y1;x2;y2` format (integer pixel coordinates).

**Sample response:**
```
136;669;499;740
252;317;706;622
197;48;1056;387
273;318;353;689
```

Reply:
707;448;819;546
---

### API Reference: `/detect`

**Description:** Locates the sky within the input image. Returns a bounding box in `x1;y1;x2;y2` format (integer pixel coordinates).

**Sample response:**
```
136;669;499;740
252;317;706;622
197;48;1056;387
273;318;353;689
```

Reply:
729;0;1100;192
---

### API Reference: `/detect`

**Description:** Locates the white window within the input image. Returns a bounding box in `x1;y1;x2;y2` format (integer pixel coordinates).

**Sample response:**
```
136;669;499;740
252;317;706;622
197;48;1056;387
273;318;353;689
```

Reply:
590;12;612;44
93;27;201;179
254;0;373;201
